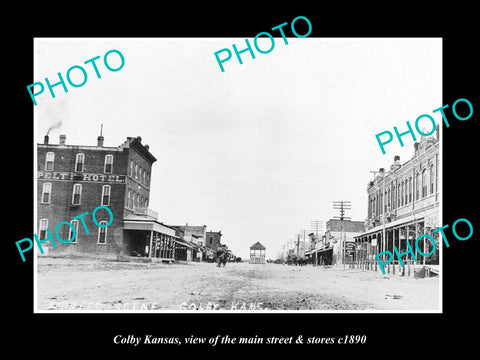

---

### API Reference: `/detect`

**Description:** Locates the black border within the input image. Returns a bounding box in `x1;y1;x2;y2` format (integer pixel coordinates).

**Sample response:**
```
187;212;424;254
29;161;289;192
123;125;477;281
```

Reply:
9;5;478;355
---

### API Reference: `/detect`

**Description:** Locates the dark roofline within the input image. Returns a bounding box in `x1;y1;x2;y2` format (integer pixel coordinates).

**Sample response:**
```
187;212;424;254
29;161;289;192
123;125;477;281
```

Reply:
129;137;157;163
249;241;266;250
37;143;120;151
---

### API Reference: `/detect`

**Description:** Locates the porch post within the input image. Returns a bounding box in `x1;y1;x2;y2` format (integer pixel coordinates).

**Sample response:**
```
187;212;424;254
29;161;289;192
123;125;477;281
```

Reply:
149;230;154;258
392;228;396;274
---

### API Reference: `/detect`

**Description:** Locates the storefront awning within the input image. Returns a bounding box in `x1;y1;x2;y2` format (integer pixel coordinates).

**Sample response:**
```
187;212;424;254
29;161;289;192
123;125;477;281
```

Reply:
123;214;177;236
174;238;194;248
354;213;425;239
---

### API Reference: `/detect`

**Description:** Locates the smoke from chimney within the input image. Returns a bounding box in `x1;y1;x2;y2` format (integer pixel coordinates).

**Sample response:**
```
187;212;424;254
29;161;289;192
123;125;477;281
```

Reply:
46;120;62;136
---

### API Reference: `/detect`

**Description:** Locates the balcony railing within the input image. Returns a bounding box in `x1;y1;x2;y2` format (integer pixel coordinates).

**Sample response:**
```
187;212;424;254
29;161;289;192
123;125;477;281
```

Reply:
132;206;158;219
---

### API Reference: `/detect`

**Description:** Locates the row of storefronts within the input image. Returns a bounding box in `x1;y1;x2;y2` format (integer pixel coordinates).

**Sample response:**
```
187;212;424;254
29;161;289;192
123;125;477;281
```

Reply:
37;134;233;262
300;129;440;273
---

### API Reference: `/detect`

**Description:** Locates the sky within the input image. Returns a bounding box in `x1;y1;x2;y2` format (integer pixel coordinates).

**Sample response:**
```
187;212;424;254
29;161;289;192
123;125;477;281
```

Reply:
34;37;442;259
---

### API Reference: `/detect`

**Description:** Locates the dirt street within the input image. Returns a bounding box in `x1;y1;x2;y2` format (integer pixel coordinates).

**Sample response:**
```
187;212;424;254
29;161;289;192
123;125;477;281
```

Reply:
36;257;439;311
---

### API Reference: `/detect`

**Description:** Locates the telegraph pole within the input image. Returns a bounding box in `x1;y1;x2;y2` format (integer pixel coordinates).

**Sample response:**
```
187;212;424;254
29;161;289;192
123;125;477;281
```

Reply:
333;201;351;270
296;234;300;261
310;221;324;267
310;221;324;239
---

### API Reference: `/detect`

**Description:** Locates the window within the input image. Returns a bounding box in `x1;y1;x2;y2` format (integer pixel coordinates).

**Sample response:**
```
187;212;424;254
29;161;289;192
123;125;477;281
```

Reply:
379;192;382;214
139;167;143;183
404;180;408;205
104;155;113;173
45;152;55;171
143;171;146;185
135;164;138;180
409;177;412;203
127;188;131;209
75;153;85;172
422;169;427;197
72;184;82;205
129;160;133;177
430;164;435;194
400;182;404;206
415;173;420;200
397;183;401;207
41;182;52;203
392;185;396;209
39;219;48;240
69;220;79;243
97;222;107;244
209;236;213;245
384;191;387;212
101;185;111;206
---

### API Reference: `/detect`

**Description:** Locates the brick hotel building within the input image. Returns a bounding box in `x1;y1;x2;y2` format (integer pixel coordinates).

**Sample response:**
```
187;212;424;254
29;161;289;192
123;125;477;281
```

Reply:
37;133;182;259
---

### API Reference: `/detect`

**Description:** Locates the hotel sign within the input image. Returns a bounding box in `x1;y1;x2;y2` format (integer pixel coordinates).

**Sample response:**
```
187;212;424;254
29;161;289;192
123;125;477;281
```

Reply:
38;171;125;183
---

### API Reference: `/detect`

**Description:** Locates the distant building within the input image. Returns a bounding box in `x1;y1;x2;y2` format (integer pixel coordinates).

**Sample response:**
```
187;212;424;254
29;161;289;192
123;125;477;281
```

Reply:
249;242;266;264
327;219;365;265
354;128;440;271
206;231;222;250
169;225;214;261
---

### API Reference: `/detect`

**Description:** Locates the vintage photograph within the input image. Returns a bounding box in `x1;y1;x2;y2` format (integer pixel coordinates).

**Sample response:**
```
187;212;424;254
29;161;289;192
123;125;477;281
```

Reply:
33;37;442;312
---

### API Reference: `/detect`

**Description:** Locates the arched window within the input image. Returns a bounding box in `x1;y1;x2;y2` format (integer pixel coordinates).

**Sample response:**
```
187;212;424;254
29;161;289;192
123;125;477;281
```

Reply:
398;183;401;207
430;164;435;194
400;181;404;206
408;177;412;203
38;219;48;240
75;153;84;172
104;155;113;173
393;185;396;209
72;184;82;205
387;188;391;210
45;152;55;171
41;182;52;204
422;169;427;198
415;172;420;200
101;185;111;206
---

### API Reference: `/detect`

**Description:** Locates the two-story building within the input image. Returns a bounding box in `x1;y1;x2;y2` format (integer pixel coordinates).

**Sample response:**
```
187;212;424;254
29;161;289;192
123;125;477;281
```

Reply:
354;128;440;272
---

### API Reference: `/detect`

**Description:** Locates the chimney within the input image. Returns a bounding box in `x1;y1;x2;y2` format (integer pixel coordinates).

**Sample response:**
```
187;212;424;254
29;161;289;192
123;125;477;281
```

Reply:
59;134;66;145
44;135;49;145
97;123;104;147
394;155;400;162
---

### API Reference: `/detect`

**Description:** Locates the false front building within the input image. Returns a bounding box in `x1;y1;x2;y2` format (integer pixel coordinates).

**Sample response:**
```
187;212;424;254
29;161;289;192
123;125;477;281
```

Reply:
37;133;181;261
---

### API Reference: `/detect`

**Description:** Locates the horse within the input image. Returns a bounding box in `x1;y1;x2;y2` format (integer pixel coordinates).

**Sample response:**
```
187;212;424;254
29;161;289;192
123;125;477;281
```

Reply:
216;251;228;267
